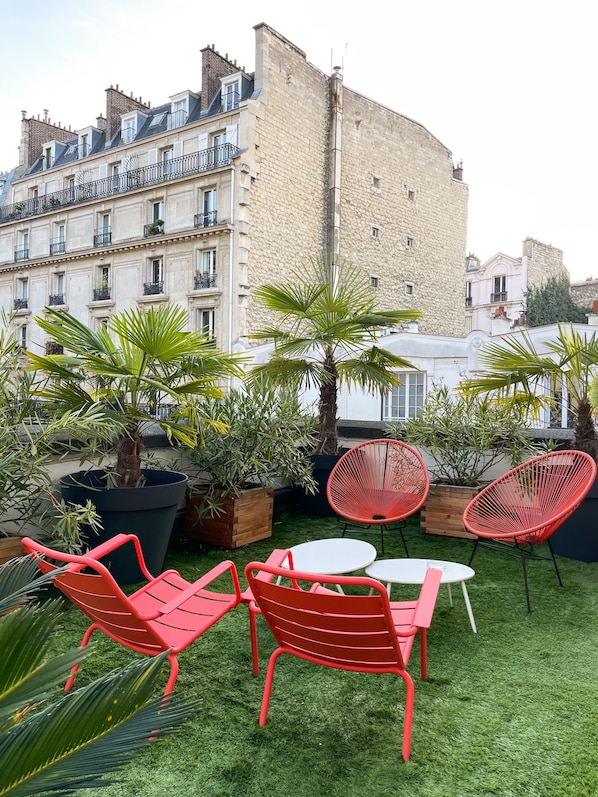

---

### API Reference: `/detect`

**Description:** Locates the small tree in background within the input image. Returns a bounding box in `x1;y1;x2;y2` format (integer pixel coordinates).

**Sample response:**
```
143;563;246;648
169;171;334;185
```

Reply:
525;274;589;327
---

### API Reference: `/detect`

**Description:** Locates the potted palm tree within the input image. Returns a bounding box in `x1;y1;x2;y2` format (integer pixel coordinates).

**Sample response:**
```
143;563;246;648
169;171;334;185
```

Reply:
183;381;317;547
249;257;422;514
461;323;598;560
25;304;244;581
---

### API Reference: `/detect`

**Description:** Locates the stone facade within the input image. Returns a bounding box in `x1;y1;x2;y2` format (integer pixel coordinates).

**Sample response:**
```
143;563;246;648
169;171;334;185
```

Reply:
0;22;469;357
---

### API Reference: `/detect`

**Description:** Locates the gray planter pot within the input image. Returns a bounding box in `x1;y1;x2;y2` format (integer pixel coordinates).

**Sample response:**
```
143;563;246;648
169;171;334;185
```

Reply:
60;469;187;584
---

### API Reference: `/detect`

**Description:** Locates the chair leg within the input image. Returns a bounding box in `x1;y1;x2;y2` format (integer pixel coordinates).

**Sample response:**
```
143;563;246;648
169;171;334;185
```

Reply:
520;548;532;614
259;648;284;726
249;605;261;676
164;653;180;696
398;671;415;761
380;526;385;555
547;539;564;587
468;540;479;567
65;622;99;691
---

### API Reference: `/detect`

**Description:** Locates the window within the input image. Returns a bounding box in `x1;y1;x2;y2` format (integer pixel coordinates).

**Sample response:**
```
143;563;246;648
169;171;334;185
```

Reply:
121;120;136;144
162;149;174;179
370;276;379;291
50;223;66;255
405;282;414;296
406;188;416;201
211;133;226;167
94;265;111;301
94;213;111;247
466;281;472;307
67;177;75;202
167;99;188;130
202;190;217;226
145;201;165;236
144;258;164;295
49;273;65;306
14;278;28;311
383;372;425;421
152;201;164;223
111;164;121;193
222;80;240;111
149;112;166;128
372;176;381;193
44;147;53;170
17;323;27;350
197;308;215;342
491;275;507;303
406;236;415;250
79;133;89;159
196;250;217;289
15;230;29;262
371;226;380;240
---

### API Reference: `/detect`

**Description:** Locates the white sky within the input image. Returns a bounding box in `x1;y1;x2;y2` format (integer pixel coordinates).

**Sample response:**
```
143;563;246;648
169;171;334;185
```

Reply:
1;0;595;281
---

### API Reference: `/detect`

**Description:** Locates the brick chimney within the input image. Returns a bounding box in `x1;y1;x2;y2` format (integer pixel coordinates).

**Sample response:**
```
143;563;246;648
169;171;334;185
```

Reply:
104;85;150;142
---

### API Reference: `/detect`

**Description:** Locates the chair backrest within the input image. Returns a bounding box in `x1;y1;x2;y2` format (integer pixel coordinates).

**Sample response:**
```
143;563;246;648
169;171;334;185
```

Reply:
21;538;168;655
463;450;597;544
246;562;416;672
327;439;430;524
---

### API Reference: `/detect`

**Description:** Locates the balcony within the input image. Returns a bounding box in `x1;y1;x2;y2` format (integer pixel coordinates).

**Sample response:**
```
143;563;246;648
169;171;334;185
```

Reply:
167;109;188;130
144;220;164;237
93;286;111;301
48;294;65;306
465;296;472;307
50;239;66;255
194;211;218;228
143;281;164;296
490;291;508;303
94;230;112;247
14;248;29;262
0;144;240;225
194;273;217;290
13;298;28;311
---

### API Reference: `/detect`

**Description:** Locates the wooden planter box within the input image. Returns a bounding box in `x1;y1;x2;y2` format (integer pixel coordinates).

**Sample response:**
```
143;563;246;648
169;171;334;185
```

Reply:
0;536;26;565
184;486;274;549
420;484;480;539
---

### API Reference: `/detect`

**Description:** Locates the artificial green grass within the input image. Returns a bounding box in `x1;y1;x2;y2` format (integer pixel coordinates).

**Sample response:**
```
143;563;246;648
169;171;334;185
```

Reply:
51;513;598;797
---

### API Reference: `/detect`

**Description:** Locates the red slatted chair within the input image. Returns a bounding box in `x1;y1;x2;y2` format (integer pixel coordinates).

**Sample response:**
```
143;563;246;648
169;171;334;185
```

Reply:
463;450;597;613
22;533;242;695
245;560;442;761
327;439;430;555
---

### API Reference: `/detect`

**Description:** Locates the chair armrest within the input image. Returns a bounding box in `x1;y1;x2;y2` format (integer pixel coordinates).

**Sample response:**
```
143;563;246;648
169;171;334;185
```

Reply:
159;560;242;615
84;534;156;581
411;567;442;630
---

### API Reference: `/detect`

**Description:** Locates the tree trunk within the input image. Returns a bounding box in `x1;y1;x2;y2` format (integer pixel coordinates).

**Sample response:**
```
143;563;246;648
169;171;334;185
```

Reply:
318;352;338;455
115;429;144;487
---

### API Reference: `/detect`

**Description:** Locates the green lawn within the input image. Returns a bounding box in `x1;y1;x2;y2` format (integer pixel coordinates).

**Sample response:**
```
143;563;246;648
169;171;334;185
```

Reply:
54;512;598;797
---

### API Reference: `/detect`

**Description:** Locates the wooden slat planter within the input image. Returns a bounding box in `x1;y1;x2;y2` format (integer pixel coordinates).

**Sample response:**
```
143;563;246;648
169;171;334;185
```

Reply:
420;484;480;539
0;536;26;565
184;486;274;549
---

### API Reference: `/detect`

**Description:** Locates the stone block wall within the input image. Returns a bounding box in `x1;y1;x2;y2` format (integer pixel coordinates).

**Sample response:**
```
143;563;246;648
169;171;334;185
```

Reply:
524;237;568;287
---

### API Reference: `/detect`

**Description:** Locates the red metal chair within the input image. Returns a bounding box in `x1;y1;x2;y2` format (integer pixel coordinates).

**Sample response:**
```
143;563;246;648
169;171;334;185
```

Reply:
21;533;242;695
245;560;442;761
327;439;430;555
463;450;597;613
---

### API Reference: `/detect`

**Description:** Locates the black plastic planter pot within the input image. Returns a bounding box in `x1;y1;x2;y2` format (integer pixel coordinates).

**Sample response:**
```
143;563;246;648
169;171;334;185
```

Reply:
550;477;598;563
61;469;188;584
295;452;345;517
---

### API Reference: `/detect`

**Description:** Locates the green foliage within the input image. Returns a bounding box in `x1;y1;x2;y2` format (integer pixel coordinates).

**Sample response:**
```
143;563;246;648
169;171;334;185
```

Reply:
386;381;539;486
462;324;598;461
250;256;422;455
25;305;246;487
185;382;318;519
525;274;589;327
0;555;193;796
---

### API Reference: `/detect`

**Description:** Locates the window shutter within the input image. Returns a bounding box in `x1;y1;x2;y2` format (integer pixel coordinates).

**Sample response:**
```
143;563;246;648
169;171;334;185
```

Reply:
225;124;238;147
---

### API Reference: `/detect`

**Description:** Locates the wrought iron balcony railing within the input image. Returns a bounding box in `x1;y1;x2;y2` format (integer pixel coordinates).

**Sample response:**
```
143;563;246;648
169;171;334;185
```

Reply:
490;291;507;303
50;240;66;255
0;144;239;225
144;221;164;237
194;273;217;289
14;248;29;262
194;211;218;228
465;296;472;307
143;281;164;296
48;294;65;306
94;230;112;247
93;286;111;301
13;298;28;310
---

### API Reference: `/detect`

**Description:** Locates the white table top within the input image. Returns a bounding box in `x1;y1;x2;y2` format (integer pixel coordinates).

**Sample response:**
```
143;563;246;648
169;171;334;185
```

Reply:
365;558;475;585
287;538;377;575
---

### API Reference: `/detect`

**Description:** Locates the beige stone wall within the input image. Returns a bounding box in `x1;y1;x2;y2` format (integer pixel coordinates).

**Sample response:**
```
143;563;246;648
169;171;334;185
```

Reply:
244;24;330;333
523;237;568;287
571;279;598;308
339;90;468;337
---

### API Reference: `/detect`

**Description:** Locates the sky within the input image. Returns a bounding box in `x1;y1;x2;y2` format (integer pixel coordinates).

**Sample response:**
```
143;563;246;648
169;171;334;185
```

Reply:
1;0;595;281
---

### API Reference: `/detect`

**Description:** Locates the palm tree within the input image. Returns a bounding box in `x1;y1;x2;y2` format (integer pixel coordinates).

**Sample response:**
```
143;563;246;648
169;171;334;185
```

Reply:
25;304;245;487
249;258;422;455
0;555;192;796
461;324;598;460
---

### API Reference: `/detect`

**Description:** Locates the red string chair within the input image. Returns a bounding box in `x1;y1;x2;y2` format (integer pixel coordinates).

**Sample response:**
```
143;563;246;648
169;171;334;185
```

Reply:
245;560;441;760
21;533;242;694
463;450;597;613
327;439;430;554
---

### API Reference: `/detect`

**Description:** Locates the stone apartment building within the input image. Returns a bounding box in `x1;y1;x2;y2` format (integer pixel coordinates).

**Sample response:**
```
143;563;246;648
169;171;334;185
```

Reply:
465;237;569;334
0;23;468;357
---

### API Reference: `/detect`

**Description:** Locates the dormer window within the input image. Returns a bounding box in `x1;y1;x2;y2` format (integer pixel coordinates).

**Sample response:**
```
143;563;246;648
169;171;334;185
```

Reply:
221;75;241;111
120;112;146;144
41;141;66;170
167;91;196;130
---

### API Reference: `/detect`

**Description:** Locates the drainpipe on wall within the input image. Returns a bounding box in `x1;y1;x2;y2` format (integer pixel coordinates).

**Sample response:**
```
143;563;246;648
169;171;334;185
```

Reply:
328;65;343;289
